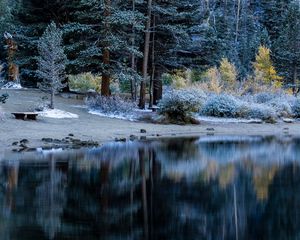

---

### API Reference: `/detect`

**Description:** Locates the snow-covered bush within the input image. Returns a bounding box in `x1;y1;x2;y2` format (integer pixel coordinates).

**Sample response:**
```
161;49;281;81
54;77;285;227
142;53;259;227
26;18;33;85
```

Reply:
244;103;277;123
254;92;276;104
86;95;136;116
201;94;243;118
158;89;205;123
292;99;300;118
267;97;294;117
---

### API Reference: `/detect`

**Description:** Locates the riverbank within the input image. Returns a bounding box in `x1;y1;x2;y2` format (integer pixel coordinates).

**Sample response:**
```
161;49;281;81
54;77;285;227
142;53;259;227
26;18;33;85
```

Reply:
1;89;300;156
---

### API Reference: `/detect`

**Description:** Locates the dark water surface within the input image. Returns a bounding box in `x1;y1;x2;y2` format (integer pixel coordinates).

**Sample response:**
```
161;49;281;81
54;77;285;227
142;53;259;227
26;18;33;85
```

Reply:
1;136;300;240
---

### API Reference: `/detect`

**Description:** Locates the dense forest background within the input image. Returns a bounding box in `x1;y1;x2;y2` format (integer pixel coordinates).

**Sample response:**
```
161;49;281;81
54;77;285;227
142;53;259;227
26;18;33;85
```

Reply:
0;0;299;106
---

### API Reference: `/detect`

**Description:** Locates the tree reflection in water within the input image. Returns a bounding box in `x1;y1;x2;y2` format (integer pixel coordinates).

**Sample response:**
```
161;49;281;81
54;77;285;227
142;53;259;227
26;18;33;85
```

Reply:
0;136;300;239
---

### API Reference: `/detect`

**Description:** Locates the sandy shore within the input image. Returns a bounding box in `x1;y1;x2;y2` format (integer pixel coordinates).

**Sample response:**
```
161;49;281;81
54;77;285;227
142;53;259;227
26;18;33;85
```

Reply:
1;89;300;155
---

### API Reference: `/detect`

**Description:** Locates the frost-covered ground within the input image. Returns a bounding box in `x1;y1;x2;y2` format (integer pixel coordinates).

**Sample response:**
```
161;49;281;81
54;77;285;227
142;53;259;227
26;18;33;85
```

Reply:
1;82;23;89
2;89;300;158
88;108;153;121
88;109;135;121
39;108;79;119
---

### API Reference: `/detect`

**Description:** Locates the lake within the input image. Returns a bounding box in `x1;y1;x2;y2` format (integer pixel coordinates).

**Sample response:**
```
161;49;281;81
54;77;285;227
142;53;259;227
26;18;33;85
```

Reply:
0;135;300;240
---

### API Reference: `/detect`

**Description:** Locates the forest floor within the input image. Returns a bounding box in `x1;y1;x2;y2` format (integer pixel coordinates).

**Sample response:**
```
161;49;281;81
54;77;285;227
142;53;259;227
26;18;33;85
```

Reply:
1;88;300;156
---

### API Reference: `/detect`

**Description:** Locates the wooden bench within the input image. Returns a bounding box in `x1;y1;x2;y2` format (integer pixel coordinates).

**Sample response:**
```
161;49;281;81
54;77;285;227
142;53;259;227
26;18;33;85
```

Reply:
12;112;38;120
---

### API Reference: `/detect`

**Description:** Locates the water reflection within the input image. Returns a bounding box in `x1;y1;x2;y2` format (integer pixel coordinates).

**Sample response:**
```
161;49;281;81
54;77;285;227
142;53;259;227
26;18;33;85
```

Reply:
0;136;300;239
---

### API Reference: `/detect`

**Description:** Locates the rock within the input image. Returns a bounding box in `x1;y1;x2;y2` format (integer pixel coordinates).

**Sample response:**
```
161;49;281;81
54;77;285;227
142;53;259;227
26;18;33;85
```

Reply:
19;143;28;148
156;134;161;137
283;118;294;123
129;135;138;141
69;133;74;137
12;142;18;146
140;136;147;140
140;129;147;133
206;128;215;131
190;118;200;125
265;118;277;124
115;138;127;142
20;139;29;144
42;138;53;142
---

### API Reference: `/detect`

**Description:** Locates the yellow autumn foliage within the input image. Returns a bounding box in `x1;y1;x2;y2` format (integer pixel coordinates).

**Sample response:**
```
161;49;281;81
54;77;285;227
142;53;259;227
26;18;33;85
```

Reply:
254;46;282;86
219;58;237;90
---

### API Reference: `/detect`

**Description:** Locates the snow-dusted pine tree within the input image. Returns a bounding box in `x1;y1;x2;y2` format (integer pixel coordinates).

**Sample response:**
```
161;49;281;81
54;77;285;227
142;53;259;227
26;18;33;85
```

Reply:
37;22;67;109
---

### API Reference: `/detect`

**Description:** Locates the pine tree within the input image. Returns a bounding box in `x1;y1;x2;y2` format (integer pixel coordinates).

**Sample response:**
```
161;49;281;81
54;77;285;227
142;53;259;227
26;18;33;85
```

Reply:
260;0;291;44
67;0;144;96
149;0;202;105
274;0;300;88
37;22;67;109
14;0;64;86
139;0;152;109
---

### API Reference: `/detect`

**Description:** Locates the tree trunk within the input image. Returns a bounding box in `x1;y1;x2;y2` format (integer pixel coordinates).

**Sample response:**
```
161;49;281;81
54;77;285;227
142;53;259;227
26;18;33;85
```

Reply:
139;0;152;109
101;0;111;96
153;68;162;105
50;83;55;109
235;0;241;43
4;33;19;82
131;0;136;101
149;15;156;108
293;65;299;96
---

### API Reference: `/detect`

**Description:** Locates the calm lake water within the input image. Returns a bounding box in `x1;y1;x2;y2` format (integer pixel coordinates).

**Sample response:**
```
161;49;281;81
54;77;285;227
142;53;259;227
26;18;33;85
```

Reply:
1;136;300;240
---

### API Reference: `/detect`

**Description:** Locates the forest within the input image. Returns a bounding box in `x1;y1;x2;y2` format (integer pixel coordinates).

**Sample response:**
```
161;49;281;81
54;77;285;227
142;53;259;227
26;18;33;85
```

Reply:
0;0;300;123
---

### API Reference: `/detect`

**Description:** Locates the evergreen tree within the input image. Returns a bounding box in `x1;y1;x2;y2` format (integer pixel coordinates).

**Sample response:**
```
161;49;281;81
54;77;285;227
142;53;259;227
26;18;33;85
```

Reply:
260;0;291;44
37;22;67;109
274;0;300;88
66;0;144;96
14;0;65;86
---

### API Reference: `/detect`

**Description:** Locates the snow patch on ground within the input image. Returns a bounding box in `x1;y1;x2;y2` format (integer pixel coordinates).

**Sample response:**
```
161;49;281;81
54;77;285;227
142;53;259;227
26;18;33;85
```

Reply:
1;82;23;89
88;109;136;121
197;116;263;124
40;109;79;119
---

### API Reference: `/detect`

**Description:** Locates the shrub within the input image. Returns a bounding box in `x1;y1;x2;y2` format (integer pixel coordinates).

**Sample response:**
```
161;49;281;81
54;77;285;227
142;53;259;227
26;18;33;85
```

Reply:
201;94;242;118
86;95;136;116
292;99;300;118
254;92;276;104
68;72;101;92
245;103;277;123
161;70;191;89
158;89;205;123
267;97;294;118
